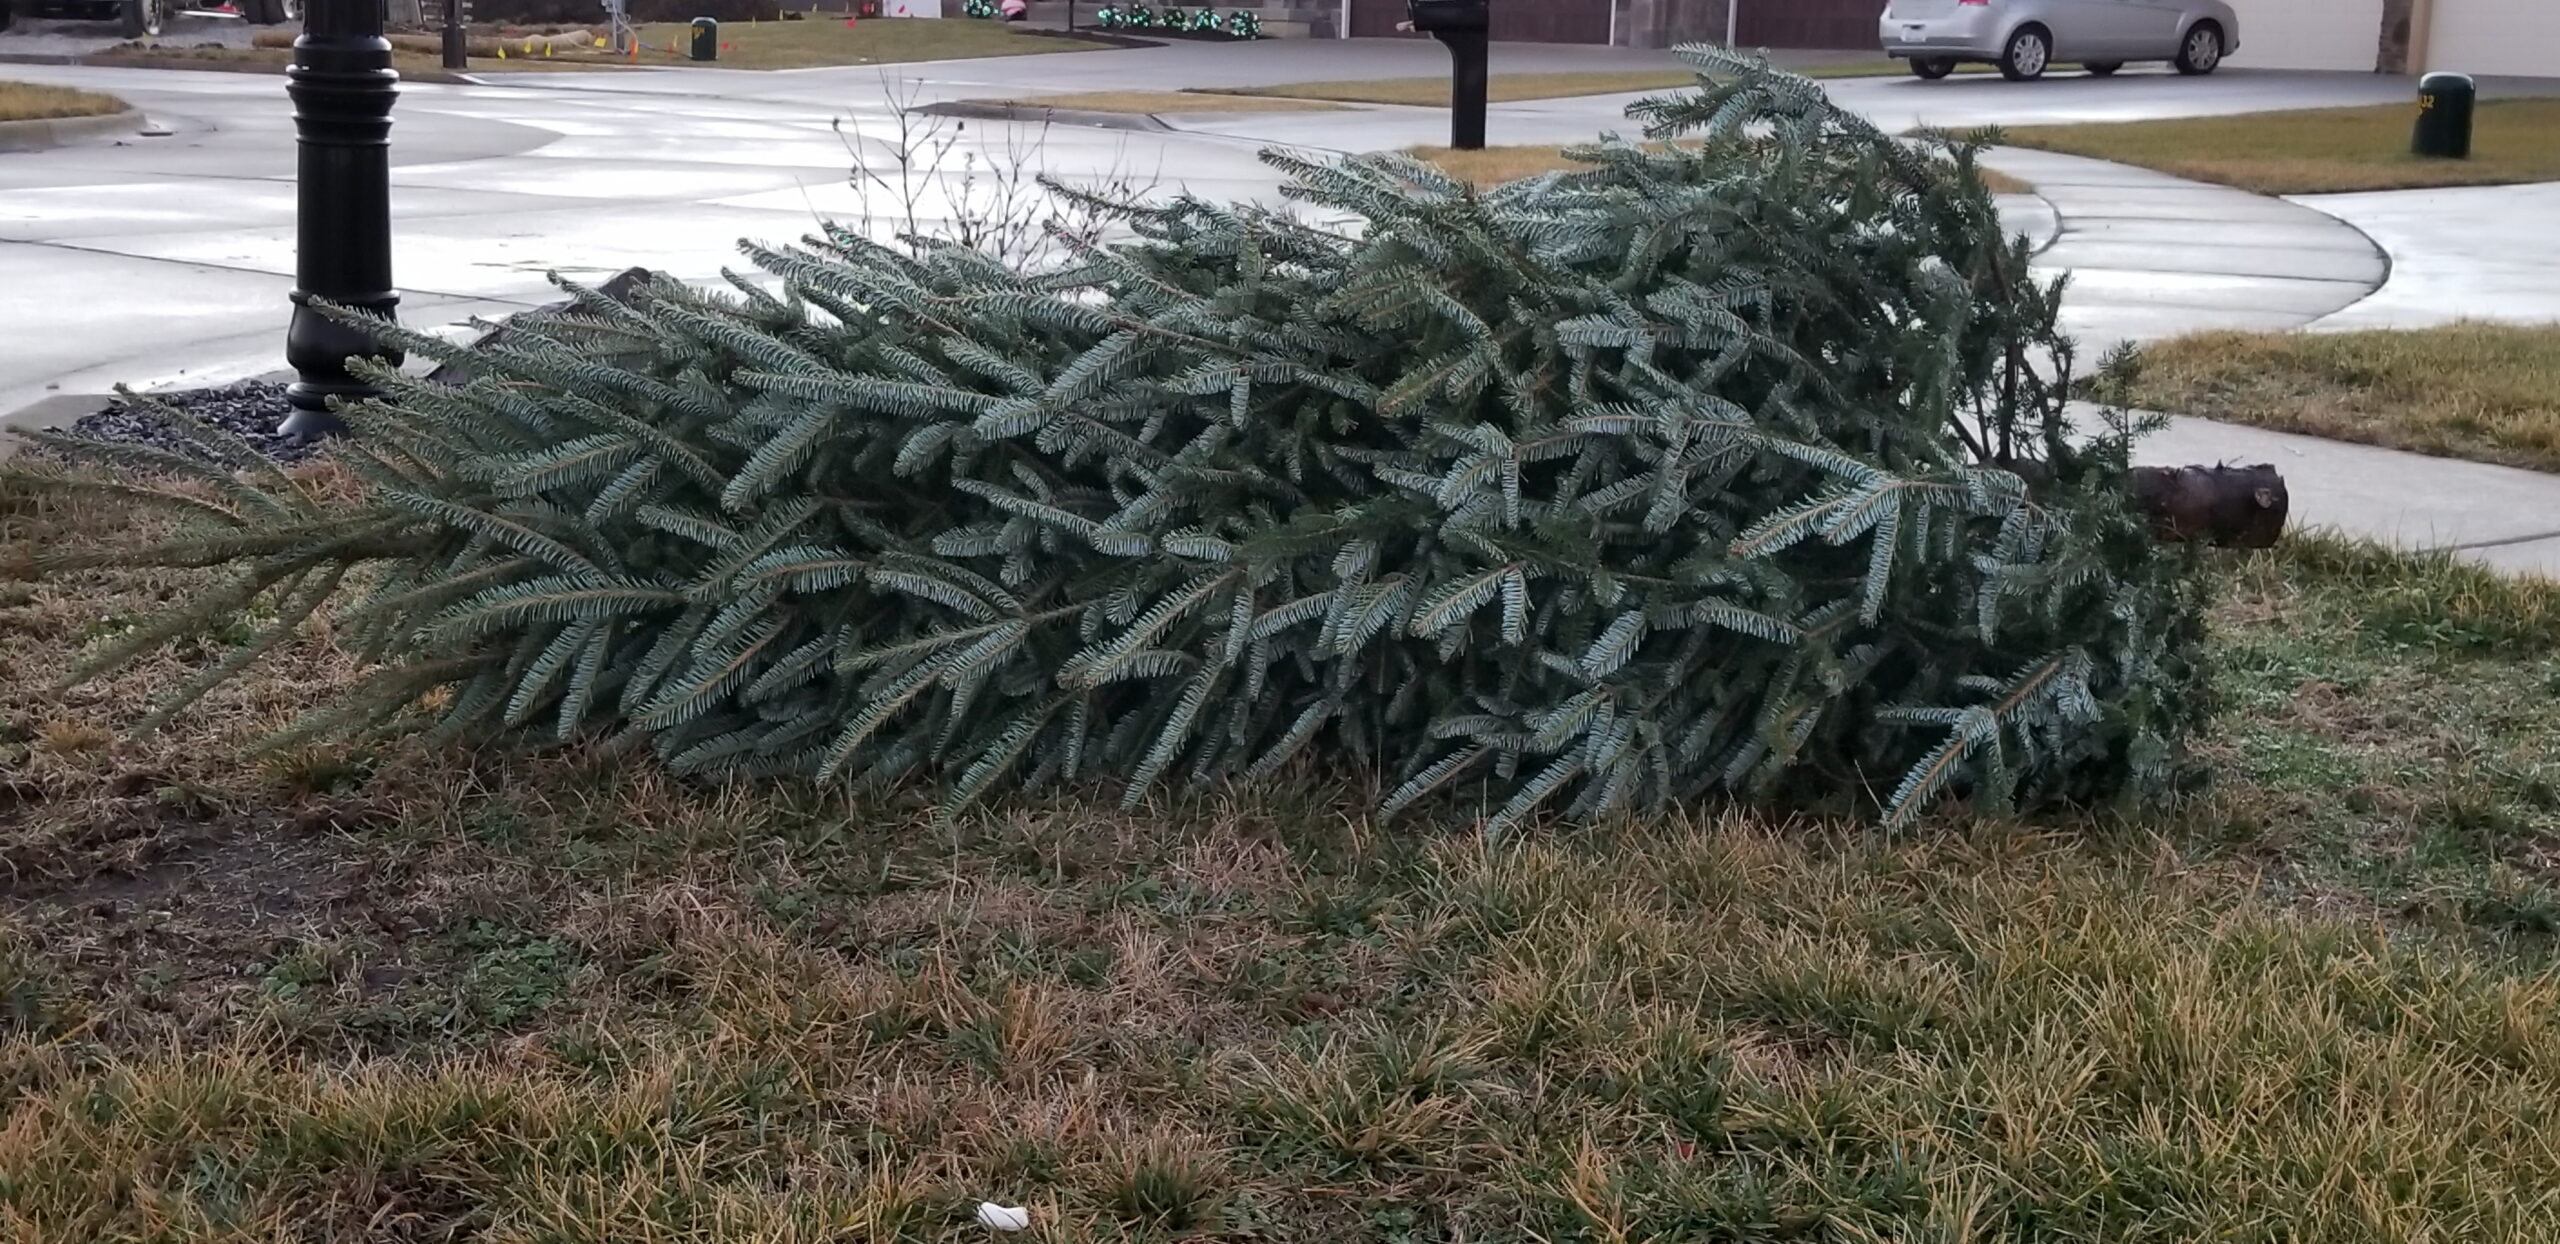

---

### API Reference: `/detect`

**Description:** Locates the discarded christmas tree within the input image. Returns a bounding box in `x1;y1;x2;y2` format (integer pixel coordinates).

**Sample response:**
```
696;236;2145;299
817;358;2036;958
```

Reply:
10;50;2212;830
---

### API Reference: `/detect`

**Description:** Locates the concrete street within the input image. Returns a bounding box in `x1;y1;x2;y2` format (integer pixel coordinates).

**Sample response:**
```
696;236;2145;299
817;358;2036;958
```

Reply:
2;37;2555;572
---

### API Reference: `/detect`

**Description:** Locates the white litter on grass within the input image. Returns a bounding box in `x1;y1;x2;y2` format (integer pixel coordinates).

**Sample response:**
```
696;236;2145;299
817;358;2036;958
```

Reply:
974;1202;1032;1232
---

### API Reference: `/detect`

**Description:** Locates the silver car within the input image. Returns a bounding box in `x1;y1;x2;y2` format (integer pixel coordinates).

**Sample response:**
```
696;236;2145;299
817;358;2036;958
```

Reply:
1880;0;2241;81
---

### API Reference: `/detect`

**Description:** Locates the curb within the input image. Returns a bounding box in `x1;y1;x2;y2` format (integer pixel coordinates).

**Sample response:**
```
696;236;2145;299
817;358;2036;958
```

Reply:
917;99;1171;132
0;394;114;460
0;107;143;153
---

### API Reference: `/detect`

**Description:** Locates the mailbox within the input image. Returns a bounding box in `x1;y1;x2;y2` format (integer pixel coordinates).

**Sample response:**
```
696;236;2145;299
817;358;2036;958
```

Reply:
1406;0;1488;34
2413;73;2476;160
1406;0;1489;151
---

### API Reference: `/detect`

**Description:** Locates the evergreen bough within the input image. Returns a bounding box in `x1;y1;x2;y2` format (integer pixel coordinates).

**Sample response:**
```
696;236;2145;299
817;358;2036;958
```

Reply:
14;50;2210;831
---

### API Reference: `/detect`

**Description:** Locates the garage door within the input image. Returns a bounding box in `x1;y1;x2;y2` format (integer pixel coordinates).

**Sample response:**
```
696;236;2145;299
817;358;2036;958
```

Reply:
2227;0;2384;71
1736;0;1881;50
2428;0;2560;78
1348;0;1613;42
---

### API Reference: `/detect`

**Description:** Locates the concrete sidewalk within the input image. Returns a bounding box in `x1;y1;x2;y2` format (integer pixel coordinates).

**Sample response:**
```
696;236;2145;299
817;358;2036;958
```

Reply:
1975;146;2388;348
2297;181;2560;332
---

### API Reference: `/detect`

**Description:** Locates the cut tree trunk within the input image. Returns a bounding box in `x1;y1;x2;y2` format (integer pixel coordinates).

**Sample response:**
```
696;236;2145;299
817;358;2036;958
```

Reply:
2130;463;2288;548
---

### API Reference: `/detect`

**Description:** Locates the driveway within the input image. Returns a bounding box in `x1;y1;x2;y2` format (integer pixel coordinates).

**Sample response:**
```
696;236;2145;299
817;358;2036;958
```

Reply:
0;43;2521;413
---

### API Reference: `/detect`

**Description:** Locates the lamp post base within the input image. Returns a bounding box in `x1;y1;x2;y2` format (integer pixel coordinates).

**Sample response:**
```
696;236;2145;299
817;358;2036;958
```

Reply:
281;289;400;441
283;0;402;442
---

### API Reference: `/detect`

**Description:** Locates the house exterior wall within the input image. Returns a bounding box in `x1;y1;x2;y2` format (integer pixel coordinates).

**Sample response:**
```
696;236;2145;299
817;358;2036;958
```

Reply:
2226;0;2389;71
2424;0;2560;77
1620;0;1876;50
1618;0;1731;48
1346;0;1614;41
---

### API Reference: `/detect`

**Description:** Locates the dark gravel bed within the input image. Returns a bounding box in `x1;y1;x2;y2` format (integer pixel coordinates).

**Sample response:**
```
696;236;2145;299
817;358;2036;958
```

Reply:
65;381;317;467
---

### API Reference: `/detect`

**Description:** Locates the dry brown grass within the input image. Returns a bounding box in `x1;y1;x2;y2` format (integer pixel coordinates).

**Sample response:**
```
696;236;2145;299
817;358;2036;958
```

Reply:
254;28;521;58
0;80;129;123
979;90;1342;116
2001;98;2560;195
2132;322;2560;473
85;43;527;82
1213;70;1704;108
1411;141;2032;195
1;464;2557;1238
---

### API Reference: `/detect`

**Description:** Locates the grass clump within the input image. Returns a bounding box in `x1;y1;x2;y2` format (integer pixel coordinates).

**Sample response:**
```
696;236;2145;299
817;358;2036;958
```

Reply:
2002;98;2560;195
2131;322;2560;473
0;80;130;122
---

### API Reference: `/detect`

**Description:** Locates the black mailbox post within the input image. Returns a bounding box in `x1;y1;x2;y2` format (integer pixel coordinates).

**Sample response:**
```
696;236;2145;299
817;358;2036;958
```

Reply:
1408;0;1489;151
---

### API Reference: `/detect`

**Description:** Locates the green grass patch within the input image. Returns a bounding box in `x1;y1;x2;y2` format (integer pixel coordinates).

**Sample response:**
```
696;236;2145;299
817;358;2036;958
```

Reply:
2132;323;2560;473
2198;535;2560;931
2001;98;2560;195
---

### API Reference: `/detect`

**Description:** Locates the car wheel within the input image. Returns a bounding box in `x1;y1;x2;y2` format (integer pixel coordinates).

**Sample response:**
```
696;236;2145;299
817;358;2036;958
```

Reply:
2175;22;2223;75
119;0;161;37
2084;61;2123;76
245;0;294;23
1998;26;2050;81
1909;56;1956;80
0;2;13;32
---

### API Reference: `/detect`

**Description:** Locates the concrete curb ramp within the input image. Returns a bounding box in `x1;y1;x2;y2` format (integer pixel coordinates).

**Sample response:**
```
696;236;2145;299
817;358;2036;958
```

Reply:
1978;146;2390;348
0;107;143;154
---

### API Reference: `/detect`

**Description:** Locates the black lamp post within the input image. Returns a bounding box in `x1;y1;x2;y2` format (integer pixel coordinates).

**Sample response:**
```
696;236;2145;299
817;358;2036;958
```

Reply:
443;0;468;71
281;0;402;441
1407;0;1490;151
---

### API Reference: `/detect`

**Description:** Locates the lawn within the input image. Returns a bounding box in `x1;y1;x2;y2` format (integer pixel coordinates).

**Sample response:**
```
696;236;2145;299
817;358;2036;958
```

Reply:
89;41;587;81
0;80;129;122
2132;322;2560;473
1205;60;2013;107
623;17;1097;70
1411;141;2033;195
1210;70;1705;107
1;460;2557;1237
980;90;1342;115
2000;98;2560;195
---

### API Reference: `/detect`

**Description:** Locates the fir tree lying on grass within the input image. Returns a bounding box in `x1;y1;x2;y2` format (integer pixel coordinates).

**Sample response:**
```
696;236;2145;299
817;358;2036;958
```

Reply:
9;49;2210;831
